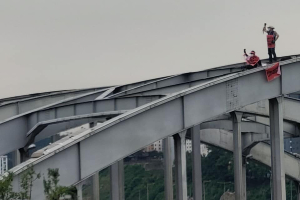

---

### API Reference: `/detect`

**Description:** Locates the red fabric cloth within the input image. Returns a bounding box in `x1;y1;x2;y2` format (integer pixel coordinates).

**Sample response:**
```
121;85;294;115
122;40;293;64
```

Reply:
245;55;260;66
265;62;281;82
267;35;275;48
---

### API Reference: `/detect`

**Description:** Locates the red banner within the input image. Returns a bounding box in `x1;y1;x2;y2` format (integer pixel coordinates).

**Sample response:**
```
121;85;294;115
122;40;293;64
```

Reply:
265;62;281;82
247;56;260;66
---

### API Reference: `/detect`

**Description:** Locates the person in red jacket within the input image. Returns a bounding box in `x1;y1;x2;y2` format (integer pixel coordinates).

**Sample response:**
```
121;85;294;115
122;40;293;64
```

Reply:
243;50;261;69
263;23;279;63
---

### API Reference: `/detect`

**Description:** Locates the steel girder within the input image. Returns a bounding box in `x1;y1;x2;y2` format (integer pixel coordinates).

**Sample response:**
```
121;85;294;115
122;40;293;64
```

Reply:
0;89;92;104
108;56;292;98
0;95;163;156
0;58;244;123
0;88;110;122
6;58;300;200
1;93;300;157
25;110;128;148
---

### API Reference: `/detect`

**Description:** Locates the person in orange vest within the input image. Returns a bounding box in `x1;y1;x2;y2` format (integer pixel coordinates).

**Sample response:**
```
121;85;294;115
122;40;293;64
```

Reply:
243;49;261;69
263;23;279;63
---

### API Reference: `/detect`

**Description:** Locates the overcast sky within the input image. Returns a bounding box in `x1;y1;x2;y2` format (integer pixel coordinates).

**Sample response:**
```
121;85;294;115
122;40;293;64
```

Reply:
1;1;299;98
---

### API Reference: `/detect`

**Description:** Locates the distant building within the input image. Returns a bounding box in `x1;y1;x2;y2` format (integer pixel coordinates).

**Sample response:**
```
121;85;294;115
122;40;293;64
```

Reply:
185;139;209;156
144;139;208;156
284;138;300;154
186;139;192;152
0;156;8;175
145;140;163;152
201;144;209;156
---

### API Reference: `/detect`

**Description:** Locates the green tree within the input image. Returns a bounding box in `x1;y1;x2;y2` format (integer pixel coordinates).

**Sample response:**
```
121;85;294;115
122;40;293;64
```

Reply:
43;169;76;200
0;172;18;200
18;166;41;200
81;145;299;200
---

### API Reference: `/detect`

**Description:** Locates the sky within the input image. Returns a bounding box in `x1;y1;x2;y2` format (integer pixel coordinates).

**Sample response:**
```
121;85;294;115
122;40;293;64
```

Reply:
1;0;299;98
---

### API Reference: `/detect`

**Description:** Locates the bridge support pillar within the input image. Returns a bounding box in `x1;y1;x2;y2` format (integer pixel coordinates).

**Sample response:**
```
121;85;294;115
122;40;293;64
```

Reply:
110;160;124;200
163;137;174;200
231;112;244;200
269;97;286;200
90;122;100;200
242;160;247;200
174;131;188;200
76;182;83;200
191;125;202;200
92;172;100;200
295;181;300;200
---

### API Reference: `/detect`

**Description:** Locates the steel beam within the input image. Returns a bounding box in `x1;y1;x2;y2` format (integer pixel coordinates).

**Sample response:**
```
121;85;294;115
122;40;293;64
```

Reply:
269;97;286;200
0;89;108;123
25;111;126;148
191;125;202;200
174;131;188;200
0;90;74;104
163;137;174;200
110;160;124;200
109;55;284;98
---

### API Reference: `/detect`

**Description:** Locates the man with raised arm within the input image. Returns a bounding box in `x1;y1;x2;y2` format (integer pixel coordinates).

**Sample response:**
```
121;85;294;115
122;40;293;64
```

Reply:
263;23;279;63
243;49;261;69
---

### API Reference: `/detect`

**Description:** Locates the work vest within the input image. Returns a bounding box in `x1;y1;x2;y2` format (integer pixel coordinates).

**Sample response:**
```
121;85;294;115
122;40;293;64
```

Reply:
267;31;276;48
247;55;260;66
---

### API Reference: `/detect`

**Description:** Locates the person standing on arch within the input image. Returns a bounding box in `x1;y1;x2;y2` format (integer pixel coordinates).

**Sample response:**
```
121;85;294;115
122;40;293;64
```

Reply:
263;23;279;63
